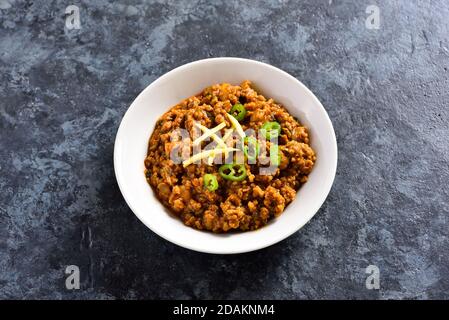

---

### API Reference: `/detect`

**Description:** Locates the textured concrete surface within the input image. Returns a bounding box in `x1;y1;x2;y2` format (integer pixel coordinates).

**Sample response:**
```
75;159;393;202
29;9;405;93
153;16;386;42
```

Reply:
0;0;448;299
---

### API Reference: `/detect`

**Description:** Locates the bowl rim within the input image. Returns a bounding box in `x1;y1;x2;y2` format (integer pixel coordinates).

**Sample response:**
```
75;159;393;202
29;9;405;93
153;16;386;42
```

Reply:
114;57;338;254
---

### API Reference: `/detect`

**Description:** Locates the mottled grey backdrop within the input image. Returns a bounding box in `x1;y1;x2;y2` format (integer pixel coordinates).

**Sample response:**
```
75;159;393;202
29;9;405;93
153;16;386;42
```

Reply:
0;0;448;299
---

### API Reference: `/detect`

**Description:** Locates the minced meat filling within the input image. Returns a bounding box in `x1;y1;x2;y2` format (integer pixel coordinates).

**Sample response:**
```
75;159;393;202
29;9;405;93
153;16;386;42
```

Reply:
144;80;316;233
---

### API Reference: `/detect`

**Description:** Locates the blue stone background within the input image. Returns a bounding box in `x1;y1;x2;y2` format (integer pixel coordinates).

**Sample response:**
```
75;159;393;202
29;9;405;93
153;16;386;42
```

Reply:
0;0;448;299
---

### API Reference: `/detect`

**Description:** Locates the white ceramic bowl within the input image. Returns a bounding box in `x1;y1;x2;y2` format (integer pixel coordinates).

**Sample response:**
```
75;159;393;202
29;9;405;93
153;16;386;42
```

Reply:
114;58;337;254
